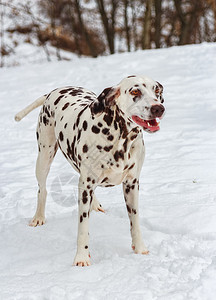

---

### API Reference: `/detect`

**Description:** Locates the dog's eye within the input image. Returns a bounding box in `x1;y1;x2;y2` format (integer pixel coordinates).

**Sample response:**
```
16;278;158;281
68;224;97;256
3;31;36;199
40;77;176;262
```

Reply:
130;89;141;96
155;87;160;94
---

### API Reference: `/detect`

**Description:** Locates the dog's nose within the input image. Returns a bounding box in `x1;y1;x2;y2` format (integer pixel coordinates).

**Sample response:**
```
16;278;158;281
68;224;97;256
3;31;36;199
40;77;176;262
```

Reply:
150;104;165;118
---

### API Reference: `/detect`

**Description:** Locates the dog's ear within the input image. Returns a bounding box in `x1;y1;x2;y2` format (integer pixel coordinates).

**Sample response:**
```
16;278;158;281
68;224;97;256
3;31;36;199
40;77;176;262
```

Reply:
156;81;163;94
91;86;121;116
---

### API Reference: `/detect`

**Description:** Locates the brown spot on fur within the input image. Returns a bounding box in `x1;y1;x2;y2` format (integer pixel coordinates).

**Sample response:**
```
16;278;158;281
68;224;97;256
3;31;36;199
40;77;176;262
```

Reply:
83;144;88;153
83;120;88;131
92;125;100;134
127;205;132;213
101;177;108;183
128;163;135;170
114;150;124;162
54;95;64;105
82;191;88;204
62;102;70;110
59;131;64;141
104;145;113;152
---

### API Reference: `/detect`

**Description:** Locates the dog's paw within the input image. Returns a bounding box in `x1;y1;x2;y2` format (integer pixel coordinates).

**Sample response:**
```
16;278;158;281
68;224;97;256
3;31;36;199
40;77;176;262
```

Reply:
29;216;45;227
91;198;105;213
73;253;91;267
132;244;149;255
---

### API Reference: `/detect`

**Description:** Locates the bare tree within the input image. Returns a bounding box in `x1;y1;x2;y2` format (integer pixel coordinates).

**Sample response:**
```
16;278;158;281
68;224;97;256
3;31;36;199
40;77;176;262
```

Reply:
142;0;153;49
130;0;139;50
207;0;216;34
95;0;118;54
123;0;131;52
174;0;204;45
154;0;162;48
74;0;98;57
0;0;4;67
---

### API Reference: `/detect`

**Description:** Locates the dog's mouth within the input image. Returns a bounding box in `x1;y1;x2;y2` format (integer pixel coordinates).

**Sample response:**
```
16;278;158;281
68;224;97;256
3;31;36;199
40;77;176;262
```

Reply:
132;115;160;133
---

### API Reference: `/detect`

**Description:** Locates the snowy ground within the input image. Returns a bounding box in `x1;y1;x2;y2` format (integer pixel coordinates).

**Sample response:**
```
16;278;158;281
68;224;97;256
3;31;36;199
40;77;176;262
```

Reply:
0;43;216;300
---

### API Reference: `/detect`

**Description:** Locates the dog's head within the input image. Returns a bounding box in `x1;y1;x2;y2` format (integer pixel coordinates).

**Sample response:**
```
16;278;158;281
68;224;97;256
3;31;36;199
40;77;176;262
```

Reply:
92;75;165;133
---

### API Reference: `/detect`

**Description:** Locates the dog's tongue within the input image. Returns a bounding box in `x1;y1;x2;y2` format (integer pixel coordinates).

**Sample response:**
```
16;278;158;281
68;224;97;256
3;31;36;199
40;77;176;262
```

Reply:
132;115;160;132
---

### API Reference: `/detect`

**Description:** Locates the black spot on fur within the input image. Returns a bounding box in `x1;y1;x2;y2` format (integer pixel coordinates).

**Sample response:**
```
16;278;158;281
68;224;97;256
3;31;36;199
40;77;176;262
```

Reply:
59;131;64;141
123;138;128;152
125;187;130;194
77;129;81;141
84;95;93;100
115;109;128;138
92;125;100;134
83;144;88;153
69;89;84;96
101;177;108;183
62;102;70;110
59;88;74;94
114;121;118;130
131;134;137;140
127;205;132;213
104;145;113;152
128;163;135;170
54;95;64;105
103;108;113;126
44;106;51;118
107;135;114;141
82;191;88;204
102;128;109;135
76;106;88;127
114;150;124;161
83;120;88;131
43;115;49;126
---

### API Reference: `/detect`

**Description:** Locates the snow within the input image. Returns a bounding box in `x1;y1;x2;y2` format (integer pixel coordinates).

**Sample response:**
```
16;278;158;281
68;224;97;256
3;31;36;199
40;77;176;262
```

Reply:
1;42;216;299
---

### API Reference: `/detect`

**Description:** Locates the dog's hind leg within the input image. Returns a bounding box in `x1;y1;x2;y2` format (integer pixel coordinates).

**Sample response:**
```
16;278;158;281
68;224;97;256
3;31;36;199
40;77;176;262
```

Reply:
29;111;58;226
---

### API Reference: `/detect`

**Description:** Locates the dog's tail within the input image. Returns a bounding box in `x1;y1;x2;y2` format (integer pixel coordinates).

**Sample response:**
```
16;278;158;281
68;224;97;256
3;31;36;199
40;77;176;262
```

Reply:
14;95;46;122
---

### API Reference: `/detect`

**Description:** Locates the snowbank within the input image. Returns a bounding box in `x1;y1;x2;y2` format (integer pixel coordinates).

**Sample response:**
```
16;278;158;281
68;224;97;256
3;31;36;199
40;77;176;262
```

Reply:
0;42;216;299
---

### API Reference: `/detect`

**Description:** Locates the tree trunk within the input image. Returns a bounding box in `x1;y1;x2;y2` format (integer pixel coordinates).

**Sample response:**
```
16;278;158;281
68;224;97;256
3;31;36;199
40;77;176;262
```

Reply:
124;0;130;51
173;0;199;45
130;0;138;50
142;0;153;49
74;0;97;57
0;0;4;67
96;0;116;54
154;0;162;48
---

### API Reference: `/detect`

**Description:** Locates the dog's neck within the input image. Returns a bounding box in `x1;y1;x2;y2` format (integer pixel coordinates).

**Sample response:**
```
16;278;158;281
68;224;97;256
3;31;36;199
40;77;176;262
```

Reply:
114;104;141;137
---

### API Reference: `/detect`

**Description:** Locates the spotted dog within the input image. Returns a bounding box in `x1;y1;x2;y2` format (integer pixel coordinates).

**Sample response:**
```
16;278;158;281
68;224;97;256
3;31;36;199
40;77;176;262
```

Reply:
15;75;165;267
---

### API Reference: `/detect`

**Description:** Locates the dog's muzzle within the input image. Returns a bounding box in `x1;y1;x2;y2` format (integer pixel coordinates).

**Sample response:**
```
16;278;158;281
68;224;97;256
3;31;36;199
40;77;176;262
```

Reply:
132;104;165;133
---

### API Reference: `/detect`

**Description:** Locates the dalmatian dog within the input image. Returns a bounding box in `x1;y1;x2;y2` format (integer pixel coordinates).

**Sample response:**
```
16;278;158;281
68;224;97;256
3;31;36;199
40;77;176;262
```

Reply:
15;75;165;267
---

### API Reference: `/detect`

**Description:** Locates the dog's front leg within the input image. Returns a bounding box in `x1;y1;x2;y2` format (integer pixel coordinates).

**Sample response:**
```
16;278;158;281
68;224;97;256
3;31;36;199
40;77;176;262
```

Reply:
123;178;149;255
73;177;93;267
